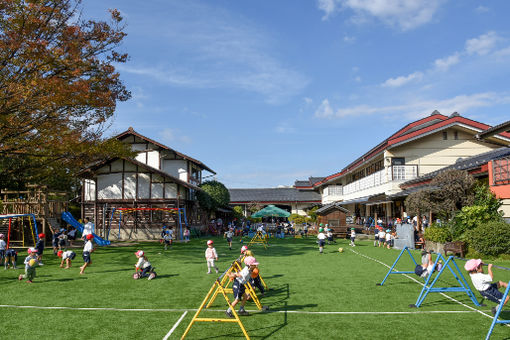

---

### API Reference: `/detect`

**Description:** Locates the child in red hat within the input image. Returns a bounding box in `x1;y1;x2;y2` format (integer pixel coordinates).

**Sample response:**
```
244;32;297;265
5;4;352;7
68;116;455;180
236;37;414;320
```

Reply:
205;240;219;274
79;234;95;274
58;250;76;269
35;233;45;265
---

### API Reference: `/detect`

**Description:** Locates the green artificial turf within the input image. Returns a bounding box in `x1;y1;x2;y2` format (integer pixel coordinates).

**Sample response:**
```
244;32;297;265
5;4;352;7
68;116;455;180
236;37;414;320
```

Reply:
1;236;509;339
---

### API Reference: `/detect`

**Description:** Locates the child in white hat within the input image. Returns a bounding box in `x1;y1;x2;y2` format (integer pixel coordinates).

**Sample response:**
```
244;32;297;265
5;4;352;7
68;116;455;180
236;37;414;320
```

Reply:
205;240;219;274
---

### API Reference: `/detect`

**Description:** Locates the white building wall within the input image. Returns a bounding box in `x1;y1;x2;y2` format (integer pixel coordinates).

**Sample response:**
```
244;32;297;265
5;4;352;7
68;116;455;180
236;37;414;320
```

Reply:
84;179;96;201
97;174;122;199
137;173;151;199
162;160;188;181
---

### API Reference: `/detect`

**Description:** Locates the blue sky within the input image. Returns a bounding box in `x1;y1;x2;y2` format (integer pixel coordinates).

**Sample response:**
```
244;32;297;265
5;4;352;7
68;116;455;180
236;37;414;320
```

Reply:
83;0;510;188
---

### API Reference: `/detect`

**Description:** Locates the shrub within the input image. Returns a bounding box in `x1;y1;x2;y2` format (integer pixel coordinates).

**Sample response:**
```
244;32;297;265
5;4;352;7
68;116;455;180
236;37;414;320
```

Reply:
467;221;510;256
423;225;452;243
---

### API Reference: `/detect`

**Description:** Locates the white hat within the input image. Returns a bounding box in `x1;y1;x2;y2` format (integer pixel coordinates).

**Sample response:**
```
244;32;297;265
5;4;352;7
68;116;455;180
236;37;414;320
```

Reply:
135;250;144;257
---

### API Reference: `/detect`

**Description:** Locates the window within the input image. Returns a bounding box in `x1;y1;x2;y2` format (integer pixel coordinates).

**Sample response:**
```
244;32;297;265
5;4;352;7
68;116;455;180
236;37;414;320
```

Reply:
454;131;458;140
391;158;405;165
442;131;448;140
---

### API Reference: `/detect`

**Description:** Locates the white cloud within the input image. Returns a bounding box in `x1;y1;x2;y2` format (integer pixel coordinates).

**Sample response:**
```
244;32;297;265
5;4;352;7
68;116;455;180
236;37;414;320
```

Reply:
465;31;500;55
382;71;423;87
343;35;356;43
159;128;192;144
341;0;443;31
275;124;296;134
314;92;510;119
475;5;489;13
314;99;334;118
354;76;362;82
433;53;460;71
317;0;337;20
120;2;308;104
304;97;313;104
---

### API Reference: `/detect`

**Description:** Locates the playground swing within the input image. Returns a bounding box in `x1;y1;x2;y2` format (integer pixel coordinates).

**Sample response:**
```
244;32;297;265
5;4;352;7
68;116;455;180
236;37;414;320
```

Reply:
181;268;252;340
485;280;510;340
0;214;39;249
248;230;269;249
377;246;482;308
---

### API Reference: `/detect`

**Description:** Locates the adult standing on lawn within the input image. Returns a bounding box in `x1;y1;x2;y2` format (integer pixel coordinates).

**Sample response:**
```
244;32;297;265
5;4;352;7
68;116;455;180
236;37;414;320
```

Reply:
82;218;94;241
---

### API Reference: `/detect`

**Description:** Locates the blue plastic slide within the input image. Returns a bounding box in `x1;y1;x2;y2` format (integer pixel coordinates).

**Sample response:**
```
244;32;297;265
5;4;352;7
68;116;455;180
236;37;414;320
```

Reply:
61;212;110;246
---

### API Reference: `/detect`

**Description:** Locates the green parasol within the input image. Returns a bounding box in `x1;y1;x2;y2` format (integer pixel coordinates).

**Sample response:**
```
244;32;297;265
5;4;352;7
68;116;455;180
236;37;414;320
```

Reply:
251;204;290;218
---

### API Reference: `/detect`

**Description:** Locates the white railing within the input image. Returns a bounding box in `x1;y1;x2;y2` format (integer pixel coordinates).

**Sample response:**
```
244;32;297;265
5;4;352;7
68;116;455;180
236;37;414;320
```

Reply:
338;165;419;196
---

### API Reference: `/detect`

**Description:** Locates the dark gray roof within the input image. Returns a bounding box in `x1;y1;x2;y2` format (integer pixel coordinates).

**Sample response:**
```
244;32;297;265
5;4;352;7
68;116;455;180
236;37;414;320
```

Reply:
401;147;510;187
316;202;350;215
229;188;321;203
294;177;325;187
476;120;510;140
399;118;444;137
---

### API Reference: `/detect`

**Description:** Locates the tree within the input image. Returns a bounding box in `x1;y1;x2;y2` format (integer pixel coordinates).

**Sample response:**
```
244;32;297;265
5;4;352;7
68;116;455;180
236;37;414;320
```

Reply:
0;0;131;190
196;180;230;213
428;169;475;219
405;189;435;218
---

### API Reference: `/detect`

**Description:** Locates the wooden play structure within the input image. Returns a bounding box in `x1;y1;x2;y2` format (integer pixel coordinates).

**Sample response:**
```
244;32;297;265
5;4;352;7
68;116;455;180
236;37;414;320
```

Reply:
0;214;39;248
0;185;68;239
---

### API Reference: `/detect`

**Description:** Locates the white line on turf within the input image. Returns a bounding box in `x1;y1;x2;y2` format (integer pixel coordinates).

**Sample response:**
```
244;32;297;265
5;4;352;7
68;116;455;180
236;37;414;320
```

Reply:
349;248;509;326
163;311;187;340
0;304;483;314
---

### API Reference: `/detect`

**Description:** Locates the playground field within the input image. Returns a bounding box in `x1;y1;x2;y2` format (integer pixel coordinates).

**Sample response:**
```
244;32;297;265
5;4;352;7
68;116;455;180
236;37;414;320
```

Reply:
0;237;509;339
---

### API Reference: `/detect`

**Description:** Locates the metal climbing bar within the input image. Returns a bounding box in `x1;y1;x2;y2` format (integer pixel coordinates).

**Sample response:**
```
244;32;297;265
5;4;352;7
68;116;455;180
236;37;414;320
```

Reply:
485;280;510;340
377;246;419;286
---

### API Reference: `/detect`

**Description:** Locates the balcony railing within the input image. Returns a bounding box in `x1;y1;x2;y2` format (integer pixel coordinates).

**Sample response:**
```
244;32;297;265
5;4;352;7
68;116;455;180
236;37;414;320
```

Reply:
330;165;419;197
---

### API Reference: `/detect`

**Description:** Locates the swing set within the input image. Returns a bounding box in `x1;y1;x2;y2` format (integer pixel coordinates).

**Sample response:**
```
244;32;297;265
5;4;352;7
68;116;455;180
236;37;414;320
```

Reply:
0;214;39;249
107;207;188;241
377;246;482;308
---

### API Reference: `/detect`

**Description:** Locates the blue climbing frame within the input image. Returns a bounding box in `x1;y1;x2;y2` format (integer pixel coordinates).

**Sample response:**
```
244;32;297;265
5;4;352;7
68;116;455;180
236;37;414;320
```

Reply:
378;246;481;308
378;246;419;286
413;254;481;308
485;280;510;340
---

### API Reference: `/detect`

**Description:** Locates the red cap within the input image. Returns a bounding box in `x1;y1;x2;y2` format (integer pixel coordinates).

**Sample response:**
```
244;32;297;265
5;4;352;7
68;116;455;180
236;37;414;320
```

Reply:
38;233;45;238
207;240;213;245
57;250;63;257
86;234;94;240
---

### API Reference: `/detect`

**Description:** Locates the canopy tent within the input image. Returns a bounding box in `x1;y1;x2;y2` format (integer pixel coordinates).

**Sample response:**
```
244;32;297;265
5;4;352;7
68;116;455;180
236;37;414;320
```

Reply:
251;204;290;218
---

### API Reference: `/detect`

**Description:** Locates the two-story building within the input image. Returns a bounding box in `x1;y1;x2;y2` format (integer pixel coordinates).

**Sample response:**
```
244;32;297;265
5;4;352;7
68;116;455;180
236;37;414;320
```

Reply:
79;127;215;239
299;112;510;225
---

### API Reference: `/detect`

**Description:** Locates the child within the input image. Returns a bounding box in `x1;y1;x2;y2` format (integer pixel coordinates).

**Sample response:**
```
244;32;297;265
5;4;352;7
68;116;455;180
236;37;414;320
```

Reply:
378;228;386;247
79;234;94;275
4;248;17;269
205;240;219;274
326;228;334;245
51;227;61;254
385;229;392;249
183;227;190;243
0;233;6;262
18;248;37;283
465;259;509;315
35;233;45;265
134;250;155;280
67;226;76;247
225;256;259;317
317;227;326;254
349;228;356;247
163;231;172;250
57;250;76;269
246;257;265;296
225;227;234;250
373;227;379;246
58;229;68;251
414;251;441;278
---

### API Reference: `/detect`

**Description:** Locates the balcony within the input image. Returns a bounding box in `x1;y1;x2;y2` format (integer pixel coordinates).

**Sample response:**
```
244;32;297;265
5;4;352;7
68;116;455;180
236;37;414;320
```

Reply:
322;165;419;203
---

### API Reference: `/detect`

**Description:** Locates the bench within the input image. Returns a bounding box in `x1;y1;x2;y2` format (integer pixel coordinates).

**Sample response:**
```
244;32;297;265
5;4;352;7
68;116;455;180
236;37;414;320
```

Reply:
444;241;466;258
